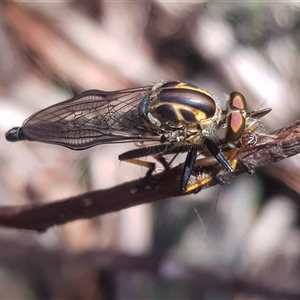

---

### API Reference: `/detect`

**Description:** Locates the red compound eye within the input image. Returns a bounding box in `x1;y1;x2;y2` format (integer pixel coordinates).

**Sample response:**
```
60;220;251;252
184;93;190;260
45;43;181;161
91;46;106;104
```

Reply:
228;92;246;110
225;111;245;142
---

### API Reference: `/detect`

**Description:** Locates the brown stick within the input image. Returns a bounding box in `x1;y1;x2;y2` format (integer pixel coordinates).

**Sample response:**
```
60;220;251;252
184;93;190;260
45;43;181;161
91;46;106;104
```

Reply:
1;121;300;232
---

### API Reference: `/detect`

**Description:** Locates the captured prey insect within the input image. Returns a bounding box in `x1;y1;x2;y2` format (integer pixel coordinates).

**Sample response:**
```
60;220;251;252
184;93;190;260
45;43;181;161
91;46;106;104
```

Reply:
6;81;271;192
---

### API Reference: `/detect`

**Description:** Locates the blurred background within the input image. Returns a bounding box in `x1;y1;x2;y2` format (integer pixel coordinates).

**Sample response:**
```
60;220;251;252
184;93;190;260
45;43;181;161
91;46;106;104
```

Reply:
1;1;300;299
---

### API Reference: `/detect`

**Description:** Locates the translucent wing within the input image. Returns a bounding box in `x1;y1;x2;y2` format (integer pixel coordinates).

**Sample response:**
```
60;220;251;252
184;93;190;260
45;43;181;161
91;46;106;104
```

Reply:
10;86;162;150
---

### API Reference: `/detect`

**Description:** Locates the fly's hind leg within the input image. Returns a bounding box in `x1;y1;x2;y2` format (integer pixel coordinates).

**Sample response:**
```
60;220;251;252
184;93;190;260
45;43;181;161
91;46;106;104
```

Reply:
119;147;170;193
119;158;156;193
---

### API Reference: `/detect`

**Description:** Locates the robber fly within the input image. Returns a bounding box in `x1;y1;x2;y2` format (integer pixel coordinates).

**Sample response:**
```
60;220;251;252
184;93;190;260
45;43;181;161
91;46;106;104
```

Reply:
6;81;271;192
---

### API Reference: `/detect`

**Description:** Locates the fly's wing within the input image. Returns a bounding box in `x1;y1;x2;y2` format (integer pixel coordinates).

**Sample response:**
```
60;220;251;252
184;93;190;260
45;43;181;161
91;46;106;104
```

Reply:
10;86;161;150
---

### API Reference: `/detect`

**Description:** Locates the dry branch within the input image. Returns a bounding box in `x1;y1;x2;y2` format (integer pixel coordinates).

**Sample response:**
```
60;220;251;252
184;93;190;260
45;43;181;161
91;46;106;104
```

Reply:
1;121;300;232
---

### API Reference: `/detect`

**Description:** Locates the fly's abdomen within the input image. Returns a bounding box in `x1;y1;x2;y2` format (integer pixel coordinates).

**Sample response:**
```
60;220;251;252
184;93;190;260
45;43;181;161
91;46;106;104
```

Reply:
6;127;25;142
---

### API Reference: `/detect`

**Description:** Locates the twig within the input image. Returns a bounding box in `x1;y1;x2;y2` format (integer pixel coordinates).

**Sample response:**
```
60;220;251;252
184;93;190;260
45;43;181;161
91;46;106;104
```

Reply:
1;121;300;231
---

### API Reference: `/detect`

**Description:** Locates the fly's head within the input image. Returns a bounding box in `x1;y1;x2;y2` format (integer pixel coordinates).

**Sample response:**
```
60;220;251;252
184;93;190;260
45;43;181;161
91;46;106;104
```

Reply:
220;92;272;149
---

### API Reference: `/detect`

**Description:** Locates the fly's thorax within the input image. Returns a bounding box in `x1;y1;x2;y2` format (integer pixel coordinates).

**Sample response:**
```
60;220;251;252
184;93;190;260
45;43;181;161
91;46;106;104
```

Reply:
200;105;222;132
139;81;218;137
187;105;223;145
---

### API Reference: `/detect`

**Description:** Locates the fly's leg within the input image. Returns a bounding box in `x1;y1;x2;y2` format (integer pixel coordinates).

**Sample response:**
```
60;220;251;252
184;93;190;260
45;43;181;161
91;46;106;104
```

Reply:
225;148;239;171
181;139;235;193
204;138;233;172
180;140;235;192
119;154;170;192
184;148;239;194
185;172;213;194
119;145;169;186
180;145;197;191
119;144;187;192
119;158;155;192
120;141;238;193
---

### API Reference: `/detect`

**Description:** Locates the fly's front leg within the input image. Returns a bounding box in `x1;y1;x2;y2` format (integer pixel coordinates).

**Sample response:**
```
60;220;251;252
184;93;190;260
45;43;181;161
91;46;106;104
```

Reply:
204;138;234;172
184;148;239;194
180;141;237;193
225;148;239;172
